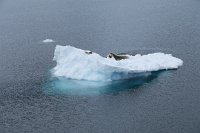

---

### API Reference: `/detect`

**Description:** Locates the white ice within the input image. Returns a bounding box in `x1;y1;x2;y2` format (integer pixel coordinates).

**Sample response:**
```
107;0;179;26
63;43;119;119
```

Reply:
52;45;183;81
42;39;55;43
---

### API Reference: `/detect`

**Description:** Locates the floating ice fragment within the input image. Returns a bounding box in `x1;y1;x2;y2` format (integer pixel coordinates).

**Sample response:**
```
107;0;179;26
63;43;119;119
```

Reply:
52;45;183;81
42;39;55;43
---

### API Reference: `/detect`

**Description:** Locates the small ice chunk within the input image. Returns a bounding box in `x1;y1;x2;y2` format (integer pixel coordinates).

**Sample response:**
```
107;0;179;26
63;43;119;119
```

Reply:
42;39;55;43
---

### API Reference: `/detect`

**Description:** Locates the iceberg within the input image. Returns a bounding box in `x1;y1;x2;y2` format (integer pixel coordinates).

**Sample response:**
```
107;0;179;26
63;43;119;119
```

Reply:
52;45;183;81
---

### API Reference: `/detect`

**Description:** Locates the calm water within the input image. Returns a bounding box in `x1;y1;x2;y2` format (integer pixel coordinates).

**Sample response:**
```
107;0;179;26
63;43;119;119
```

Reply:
0;0;200;132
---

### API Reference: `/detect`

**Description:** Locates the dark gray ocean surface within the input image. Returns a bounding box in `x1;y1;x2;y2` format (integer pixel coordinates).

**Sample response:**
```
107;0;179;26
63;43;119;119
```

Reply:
0;0;200;132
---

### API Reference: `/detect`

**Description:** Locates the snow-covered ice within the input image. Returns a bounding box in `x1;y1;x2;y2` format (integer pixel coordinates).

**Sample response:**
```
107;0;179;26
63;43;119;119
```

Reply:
52;45;183;81
42;39;55;43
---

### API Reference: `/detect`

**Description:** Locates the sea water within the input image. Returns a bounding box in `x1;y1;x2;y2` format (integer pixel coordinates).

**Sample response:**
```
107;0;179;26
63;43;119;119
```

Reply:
0;0;200;132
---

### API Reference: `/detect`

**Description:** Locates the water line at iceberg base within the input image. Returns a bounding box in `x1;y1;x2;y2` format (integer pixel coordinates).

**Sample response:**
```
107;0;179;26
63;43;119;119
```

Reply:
44;70;168;95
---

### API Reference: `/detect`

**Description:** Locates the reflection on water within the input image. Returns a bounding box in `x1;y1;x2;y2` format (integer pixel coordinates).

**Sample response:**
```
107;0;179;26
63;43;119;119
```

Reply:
44;71;164;95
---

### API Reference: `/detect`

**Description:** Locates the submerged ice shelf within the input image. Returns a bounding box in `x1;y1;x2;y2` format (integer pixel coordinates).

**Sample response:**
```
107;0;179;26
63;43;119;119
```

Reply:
52;45;183;81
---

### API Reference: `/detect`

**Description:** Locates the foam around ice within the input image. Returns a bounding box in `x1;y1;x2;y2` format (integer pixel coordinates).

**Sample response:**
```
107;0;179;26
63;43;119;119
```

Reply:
52;45;183;81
